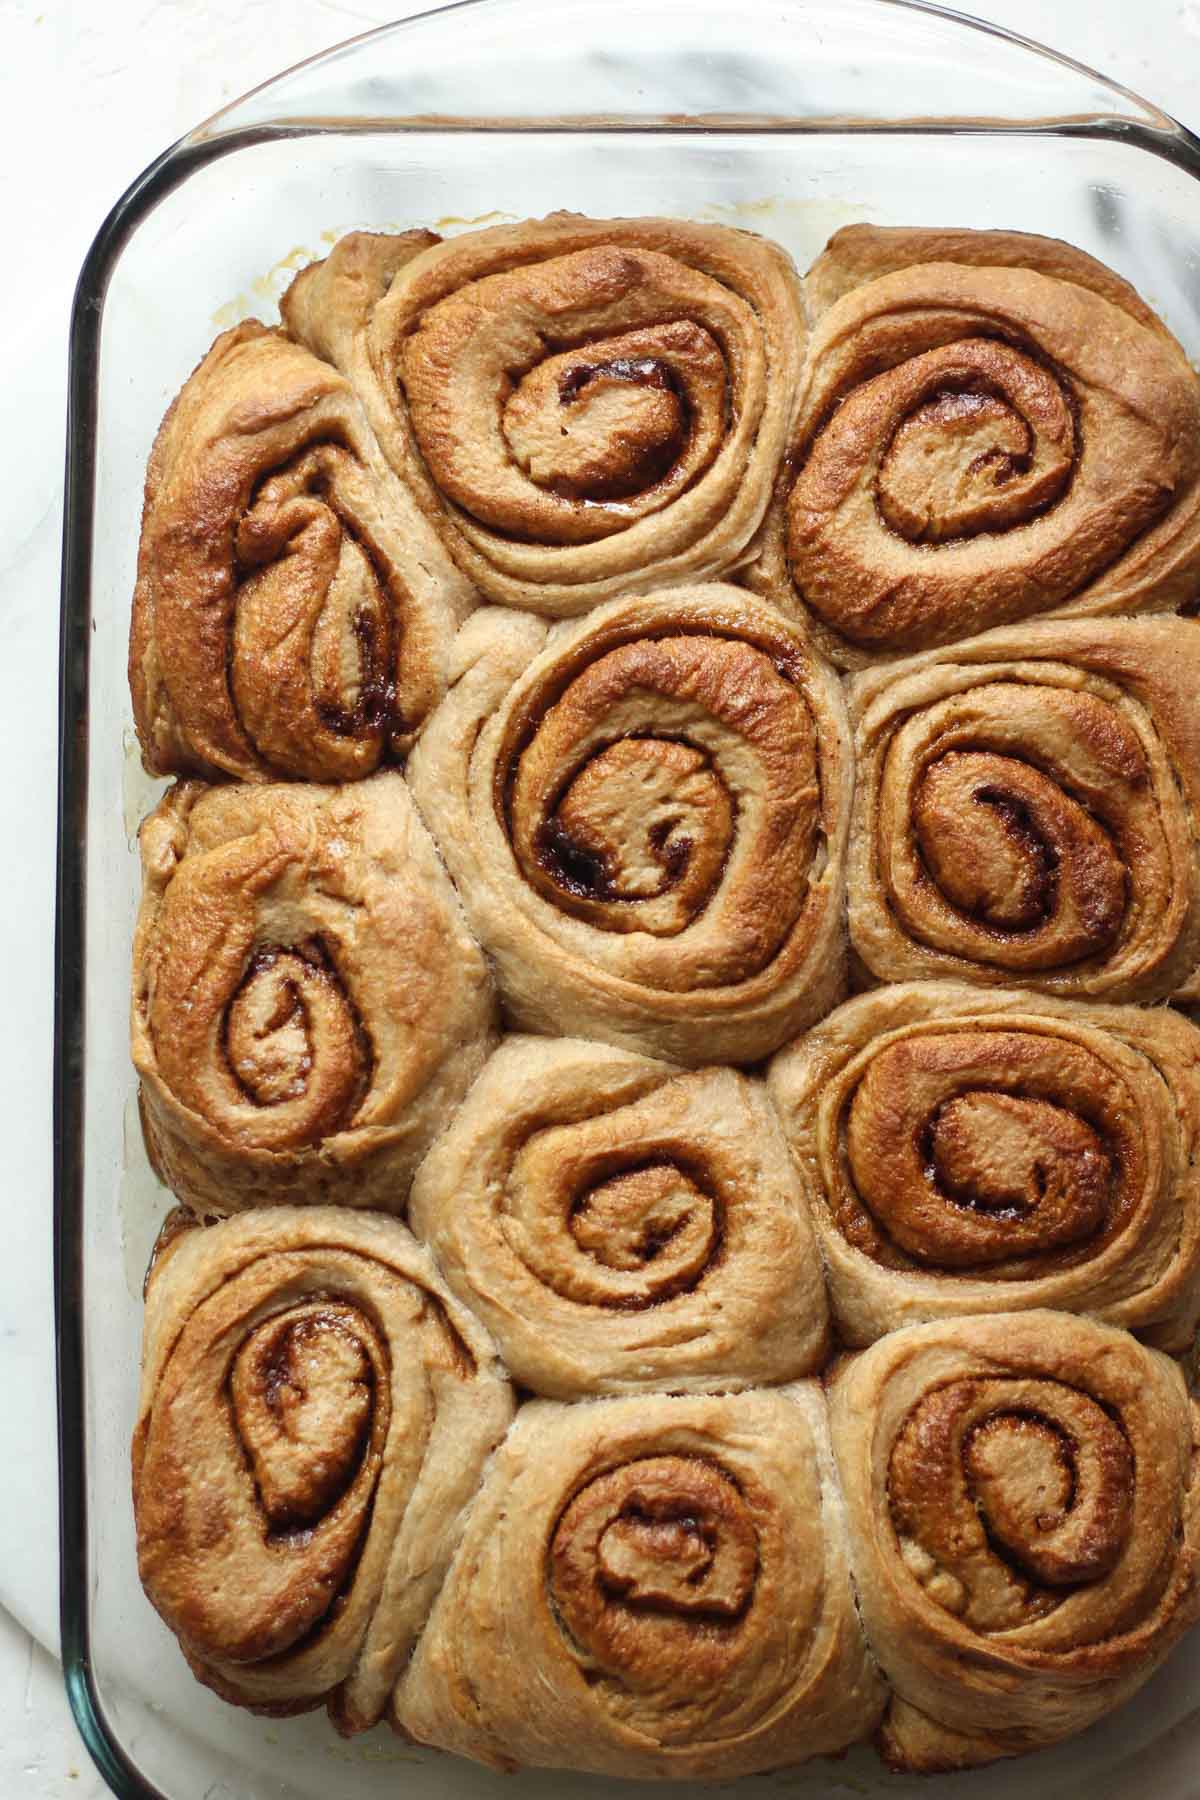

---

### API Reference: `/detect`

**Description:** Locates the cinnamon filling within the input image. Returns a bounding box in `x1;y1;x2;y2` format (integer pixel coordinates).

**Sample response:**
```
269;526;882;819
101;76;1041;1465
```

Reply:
889;1378;1133;1632
567;1162;718;1306
842;1028;1135;1272
232;1307;376;1530
231;448;402;775
221;938;371;1140
911;750;1126;955
550;1456;757;1636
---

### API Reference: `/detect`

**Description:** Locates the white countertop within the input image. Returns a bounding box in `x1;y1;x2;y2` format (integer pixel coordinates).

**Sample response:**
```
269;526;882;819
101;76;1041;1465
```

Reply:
3;0;1197;1790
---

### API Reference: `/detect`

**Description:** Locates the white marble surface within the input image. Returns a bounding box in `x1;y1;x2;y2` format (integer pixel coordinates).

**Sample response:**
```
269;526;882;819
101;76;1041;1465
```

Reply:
2;0;1198;1789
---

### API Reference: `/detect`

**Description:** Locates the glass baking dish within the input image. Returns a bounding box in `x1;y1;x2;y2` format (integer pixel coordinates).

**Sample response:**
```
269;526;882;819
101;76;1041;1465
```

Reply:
54;1;1200;1794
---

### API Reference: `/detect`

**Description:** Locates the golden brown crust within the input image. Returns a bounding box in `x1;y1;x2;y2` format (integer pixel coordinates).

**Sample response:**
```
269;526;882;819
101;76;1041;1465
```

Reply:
133;1206;514;1730
803;224;1171;331
282;213;807;615
745;224;1200;666
129;319;475;782
827;1312;1200;1771
409;1034;830;1396
124;216;1200;1781
279;229;439;368
405;584;853;1064
768;983;1200;1349
847;617;1200;1000
131;772;495;1215
394;1386;886;1778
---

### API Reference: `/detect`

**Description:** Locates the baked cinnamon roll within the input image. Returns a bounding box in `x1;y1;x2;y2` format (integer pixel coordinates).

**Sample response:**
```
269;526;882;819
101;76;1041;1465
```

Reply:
409;1035;829;1396
828;1312;1200;1770
394;1385;885;1778
131;772;494;1215
747;226;1200;666
130;320;474;781
405;584;852;1064
768;983;1200;1349
848;618;1200;999
133;1206;513;1731
281;214;804;614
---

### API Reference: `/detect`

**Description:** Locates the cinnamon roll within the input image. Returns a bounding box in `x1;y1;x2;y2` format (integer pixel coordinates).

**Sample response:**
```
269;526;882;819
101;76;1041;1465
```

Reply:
281;214;805;614
133;1206;513;1731
768;983;1200;1349
747;225;1200;666
405;584;852;1064
394;1385;885;1778
131;772;494;1215
848;617;1200;999
828;1312;1200;1771
129;320;474;782
408;1035;829;1397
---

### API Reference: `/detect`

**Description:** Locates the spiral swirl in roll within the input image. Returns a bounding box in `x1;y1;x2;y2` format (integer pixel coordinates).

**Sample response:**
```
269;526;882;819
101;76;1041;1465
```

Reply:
129;319;475;781
394;1386;885;1779
131;772;494;1215
406;585;851;1064
132;1207;513;1730
848;618;1200;999
280;214;805;614
769;983;1200;1347
409;1035;829;1396
744;226;1200;667
828;1312;1200;1771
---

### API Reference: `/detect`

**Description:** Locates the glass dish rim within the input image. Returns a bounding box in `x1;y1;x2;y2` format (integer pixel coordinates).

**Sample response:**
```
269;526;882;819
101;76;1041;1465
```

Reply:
52;1;1200;1793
